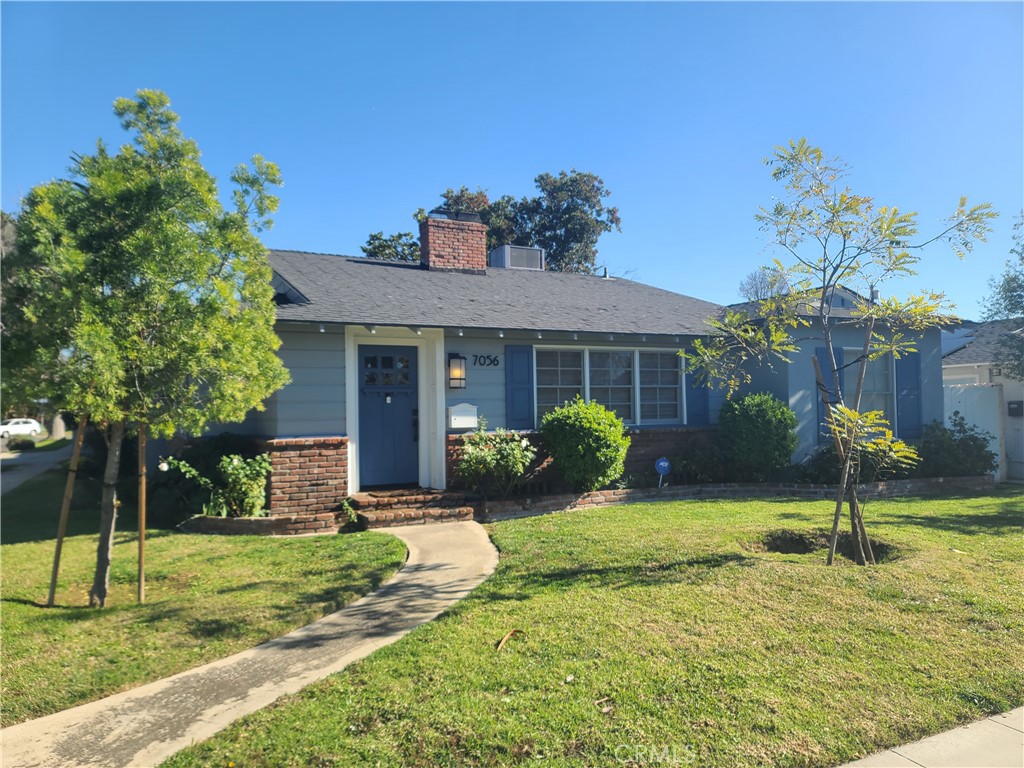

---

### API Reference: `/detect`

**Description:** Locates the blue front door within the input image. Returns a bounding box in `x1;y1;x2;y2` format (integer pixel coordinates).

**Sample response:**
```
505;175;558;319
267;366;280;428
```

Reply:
358;345;418;487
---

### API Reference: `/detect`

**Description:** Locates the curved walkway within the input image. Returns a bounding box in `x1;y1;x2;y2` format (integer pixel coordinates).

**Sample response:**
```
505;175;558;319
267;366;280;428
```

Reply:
0;521;498;768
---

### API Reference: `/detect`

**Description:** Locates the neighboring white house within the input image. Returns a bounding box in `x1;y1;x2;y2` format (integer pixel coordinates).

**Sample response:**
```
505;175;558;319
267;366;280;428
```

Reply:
942;319;1024;482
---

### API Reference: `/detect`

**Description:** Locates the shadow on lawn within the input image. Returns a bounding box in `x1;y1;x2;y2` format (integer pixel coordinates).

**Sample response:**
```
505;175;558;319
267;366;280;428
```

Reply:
496;552;753;596
879;506;1022;536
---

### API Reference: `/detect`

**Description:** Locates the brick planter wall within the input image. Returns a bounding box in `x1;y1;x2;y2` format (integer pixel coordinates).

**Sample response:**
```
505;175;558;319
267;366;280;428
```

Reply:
479;475;996;521
179;512;339;536
262;437;348;517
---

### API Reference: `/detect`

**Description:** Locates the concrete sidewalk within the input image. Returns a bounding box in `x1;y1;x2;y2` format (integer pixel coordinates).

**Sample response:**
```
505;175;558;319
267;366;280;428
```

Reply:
0;521;498;768
839;707;1024;767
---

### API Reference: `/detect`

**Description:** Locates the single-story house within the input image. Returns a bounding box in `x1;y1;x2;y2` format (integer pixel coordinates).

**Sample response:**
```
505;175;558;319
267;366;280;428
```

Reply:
236;213;943;515
942;318;1024;481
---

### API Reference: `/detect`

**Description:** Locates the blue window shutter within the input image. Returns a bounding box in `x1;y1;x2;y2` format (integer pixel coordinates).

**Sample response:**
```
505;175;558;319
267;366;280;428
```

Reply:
816;346;843;441
505;345;534;429
895;352;922;439
685;361;710;426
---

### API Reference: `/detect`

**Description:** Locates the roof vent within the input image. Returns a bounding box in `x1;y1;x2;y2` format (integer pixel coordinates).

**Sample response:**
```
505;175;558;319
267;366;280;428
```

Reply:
489;245;545;271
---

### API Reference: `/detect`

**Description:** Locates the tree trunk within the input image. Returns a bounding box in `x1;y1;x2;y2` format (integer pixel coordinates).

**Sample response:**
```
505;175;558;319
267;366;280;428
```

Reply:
848;490;867;565
49;413;67;441
89;421;125;608
851;489;875;565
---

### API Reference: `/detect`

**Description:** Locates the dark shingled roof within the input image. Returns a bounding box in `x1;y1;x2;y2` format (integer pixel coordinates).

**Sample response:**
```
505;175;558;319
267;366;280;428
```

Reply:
269;251;723;336
943;318;1024;365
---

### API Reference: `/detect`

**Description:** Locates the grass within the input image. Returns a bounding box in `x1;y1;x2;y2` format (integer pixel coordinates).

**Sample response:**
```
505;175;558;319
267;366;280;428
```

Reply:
31;436;72;451
164;488;1023;768
0;469;407;726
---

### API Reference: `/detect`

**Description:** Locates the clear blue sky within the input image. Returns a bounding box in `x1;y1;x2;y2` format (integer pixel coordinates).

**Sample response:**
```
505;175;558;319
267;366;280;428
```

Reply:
3;2;1021;319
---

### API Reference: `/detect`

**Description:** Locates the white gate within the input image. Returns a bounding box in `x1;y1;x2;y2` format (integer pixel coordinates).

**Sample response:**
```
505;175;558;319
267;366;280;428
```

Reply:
943;384;1019;482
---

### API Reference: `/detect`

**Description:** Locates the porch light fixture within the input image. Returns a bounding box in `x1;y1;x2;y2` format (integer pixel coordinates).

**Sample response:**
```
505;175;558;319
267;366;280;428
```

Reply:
448;353;467;389
498;330;505;338
365;325;377;335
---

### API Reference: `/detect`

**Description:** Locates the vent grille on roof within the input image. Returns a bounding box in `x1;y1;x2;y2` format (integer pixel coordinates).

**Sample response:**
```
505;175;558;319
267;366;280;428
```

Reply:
489;245;545;270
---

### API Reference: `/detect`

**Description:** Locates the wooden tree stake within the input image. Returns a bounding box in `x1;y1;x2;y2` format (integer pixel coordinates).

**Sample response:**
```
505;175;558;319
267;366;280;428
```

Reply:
47;415;88;608
138;428;147;604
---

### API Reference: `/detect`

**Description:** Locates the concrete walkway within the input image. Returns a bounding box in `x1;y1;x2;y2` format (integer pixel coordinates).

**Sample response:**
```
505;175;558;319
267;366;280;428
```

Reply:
0;521;498;768
0;442;73;496
839;707;1023;767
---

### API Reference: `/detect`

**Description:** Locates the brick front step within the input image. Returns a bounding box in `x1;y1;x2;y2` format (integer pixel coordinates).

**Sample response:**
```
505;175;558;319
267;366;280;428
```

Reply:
350;489;466;511
358;506;475;529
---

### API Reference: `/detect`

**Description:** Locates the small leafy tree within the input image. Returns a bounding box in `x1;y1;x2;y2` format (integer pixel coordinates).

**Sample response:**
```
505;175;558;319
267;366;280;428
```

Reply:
718;393;797;481
686;138;996;565
4;90;290;605
539;397;631;492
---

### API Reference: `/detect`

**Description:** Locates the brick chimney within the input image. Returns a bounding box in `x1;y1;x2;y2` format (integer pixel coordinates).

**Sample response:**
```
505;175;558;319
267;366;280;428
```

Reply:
419;215;488;273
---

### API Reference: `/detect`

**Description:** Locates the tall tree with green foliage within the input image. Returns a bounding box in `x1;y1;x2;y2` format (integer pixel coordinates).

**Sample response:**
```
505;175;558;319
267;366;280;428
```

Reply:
362;171;621;273
4;90;290;605
982;212;1024;379
686;138;996;565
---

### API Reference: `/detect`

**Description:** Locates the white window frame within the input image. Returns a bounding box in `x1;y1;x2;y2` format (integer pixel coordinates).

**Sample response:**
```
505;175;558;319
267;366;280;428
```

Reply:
532;346;685;428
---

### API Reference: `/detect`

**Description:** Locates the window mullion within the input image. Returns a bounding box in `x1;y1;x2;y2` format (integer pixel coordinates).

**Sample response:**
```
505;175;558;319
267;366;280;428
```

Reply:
633;349;641;425
583;348;590;403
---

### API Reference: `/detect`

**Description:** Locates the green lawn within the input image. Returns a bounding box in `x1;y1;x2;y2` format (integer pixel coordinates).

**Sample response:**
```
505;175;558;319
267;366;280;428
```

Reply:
1;470;407;726
164;489;1022;768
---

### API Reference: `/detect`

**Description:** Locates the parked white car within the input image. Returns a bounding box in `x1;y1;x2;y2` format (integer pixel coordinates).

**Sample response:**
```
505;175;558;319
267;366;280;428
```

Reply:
0;418;43;439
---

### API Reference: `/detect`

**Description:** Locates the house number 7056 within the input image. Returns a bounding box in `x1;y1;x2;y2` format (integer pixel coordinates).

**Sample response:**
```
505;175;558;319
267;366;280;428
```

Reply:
472;355;500;367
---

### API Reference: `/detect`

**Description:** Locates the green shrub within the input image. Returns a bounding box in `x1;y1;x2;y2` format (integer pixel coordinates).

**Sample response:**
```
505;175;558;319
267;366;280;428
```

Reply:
163;453;272;517
916;412;998;478
671;430;727;484
788;439;914;485
6;437;35;452
456;421;537;498
539;398;631;492
718;393;797;481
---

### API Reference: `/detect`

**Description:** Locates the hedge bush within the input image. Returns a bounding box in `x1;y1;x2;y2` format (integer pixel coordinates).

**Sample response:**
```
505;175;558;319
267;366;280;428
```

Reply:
6;437;35;452
539;398;631;492
718;393;797;481
916;412;997;478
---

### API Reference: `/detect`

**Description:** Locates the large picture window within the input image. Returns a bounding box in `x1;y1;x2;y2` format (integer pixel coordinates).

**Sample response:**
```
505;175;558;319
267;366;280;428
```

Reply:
858;352;894;418
535;348;684;425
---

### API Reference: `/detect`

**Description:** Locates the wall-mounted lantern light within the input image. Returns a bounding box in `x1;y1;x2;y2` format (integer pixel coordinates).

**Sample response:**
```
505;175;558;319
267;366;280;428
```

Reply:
448;353;467;389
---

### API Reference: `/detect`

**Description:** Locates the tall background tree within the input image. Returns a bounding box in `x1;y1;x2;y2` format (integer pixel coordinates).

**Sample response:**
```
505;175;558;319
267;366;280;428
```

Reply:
737;265;789;302
687;138;995;565
4;90;290;606
982;212;1024;379
361;170;621;273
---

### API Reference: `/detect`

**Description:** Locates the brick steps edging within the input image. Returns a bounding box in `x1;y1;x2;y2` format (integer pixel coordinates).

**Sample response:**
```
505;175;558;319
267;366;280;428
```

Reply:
358;506;475;529
479;475;996;522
